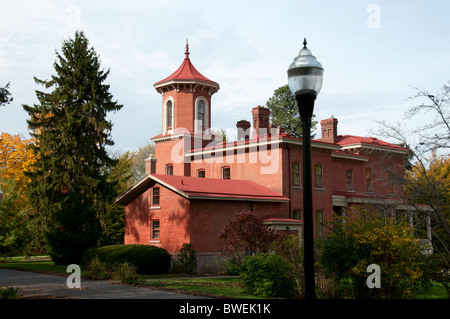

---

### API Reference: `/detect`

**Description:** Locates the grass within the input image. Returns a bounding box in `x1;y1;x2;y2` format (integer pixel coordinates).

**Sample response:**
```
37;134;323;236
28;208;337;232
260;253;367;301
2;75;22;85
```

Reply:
0;256;253;298
414;282;448;299
140;276;260;299
0;256;88;276
0;256;448;299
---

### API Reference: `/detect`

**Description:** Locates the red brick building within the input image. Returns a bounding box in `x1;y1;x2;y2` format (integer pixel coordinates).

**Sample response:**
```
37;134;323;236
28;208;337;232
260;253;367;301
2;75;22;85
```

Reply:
115;42;414;271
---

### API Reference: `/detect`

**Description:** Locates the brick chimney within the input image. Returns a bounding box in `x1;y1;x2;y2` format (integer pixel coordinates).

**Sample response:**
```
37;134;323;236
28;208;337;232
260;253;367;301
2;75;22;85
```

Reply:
145;154;157;175
252;105;270;137
320;117;338;143
236;120;251;141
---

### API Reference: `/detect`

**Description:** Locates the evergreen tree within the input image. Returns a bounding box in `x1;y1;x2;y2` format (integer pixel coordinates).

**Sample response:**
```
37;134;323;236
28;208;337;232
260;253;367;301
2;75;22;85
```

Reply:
23;31;123;264
0;82;13;106
266;84;317;138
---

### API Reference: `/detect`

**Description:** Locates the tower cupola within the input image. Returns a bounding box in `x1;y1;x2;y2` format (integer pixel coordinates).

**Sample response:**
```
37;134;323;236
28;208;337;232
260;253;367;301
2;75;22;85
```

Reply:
154;40;219;135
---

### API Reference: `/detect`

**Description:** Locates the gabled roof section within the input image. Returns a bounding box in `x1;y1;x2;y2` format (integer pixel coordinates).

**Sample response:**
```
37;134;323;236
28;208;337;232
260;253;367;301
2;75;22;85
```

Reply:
154;40;219;92
114;174;290;205
334;135;410;154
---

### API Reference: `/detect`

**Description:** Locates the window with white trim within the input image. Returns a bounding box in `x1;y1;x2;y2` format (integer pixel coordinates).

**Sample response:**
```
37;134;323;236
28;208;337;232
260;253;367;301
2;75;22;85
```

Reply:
195;97;209;133
163;97;175;134
167;100;173;129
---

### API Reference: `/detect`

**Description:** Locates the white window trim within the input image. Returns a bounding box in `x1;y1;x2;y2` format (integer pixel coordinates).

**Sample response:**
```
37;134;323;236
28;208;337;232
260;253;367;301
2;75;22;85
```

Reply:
163;96;175;135
194;96;209;133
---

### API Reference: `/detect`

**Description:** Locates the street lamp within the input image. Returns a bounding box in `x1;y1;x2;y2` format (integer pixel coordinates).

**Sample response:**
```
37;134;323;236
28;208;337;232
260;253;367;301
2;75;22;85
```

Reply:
287;39;324;299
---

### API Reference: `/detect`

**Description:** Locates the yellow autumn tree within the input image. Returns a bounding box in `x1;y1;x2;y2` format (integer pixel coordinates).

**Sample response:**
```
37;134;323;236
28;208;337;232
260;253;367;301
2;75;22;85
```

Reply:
0;133;40;255
405;153;449;211
404;154;450;256
318;208;427;299
0;132;36;201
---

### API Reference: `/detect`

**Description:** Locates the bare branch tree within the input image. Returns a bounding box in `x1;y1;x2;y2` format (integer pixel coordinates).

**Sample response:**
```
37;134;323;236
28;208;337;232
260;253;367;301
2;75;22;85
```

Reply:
405;82;450;151
372;82;450;273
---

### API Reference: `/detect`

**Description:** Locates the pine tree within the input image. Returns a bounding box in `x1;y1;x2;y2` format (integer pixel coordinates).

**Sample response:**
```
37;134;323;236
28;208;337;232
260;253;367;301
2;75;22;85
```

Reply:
266;84;317;138
23;31;123;264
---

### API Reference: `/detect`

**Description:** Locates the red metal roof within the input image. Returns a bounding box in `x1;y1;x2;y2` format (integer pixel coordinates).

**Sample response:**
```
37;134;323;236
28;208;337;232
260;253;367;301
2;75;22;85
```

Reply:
334;135;409;152
154;41;219;88
151;174;289;202
114;173;290;205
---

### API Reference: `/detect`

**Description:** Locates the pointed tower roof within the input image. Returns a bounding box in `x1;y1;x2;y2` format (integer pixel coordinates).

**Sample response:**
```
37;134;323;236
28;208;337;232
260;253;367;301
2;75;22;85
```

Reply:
154;40;219;94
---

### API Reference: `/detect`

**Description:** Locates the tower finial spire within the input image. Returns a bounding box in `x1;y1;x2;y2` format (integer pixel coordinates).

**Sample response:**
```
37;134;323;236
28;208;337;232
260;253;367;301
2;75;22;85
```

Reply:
185;38;190;58
303;38;307;48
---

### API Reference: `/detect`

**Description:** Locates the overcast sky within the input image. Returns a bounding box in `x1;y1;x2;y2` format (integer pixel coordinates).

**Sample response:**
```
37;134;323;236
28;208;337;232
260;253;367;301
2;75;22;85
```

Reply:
1;0;449;152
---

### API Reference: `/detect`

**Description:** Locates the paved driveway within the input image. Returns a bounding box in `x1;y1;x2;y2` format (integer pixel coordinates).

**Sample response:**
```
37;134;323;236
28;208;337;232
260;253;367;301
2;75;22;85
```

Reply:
0;268;208;299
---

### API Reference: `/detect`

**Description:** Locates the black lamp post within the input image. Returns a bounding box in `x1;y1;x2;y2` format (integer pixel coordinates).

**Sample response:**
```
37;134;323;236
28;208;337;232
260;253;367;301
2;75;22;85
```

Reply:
287;39;324;299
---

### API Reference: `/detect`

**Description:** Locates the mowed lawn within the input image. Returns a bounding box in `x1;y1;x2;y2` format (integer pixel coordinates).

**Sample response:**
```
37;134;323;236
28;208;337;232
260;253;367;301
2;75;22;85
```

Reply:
0;256;447;299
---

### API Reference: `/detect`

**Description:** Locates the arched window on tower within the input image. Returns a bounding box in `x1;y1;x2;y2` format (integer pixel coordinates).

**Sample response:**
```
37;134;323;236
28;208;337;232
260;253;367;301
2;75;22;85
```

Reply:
166;100;173;129
197;100;205;131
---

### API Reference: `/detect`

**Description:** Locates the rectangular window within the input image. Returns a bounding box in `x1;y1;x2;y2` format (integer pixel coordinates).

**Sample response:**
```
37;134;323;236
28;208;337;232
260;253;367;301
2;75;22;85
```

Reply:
346;169;353;190
151;187;160;206
151;220;160;240
292;161;301;186
197;169;205;178
314;165;323;188
316;210;324;238
293;209;302;220
222;166;230;179
165;164;173;175
366;168;374;192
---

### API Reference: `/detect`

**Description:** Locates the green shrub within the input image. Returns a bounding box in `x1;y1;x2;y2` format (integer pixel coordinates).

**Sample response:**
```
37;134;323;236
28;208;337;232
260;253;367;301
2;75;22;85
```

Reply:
112;261;138;284
0;286;19;299
82;244;170;274
173;243;197;274
317;209;428;298
221;256;242;275
240;253;294;298
85;255;109;280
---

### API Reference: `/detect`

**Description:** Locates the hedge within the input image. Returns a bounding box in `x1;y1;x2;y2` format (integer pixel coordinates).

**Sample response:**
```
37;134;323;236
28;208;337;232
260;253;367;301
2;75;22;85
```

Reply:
82;244;171;274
